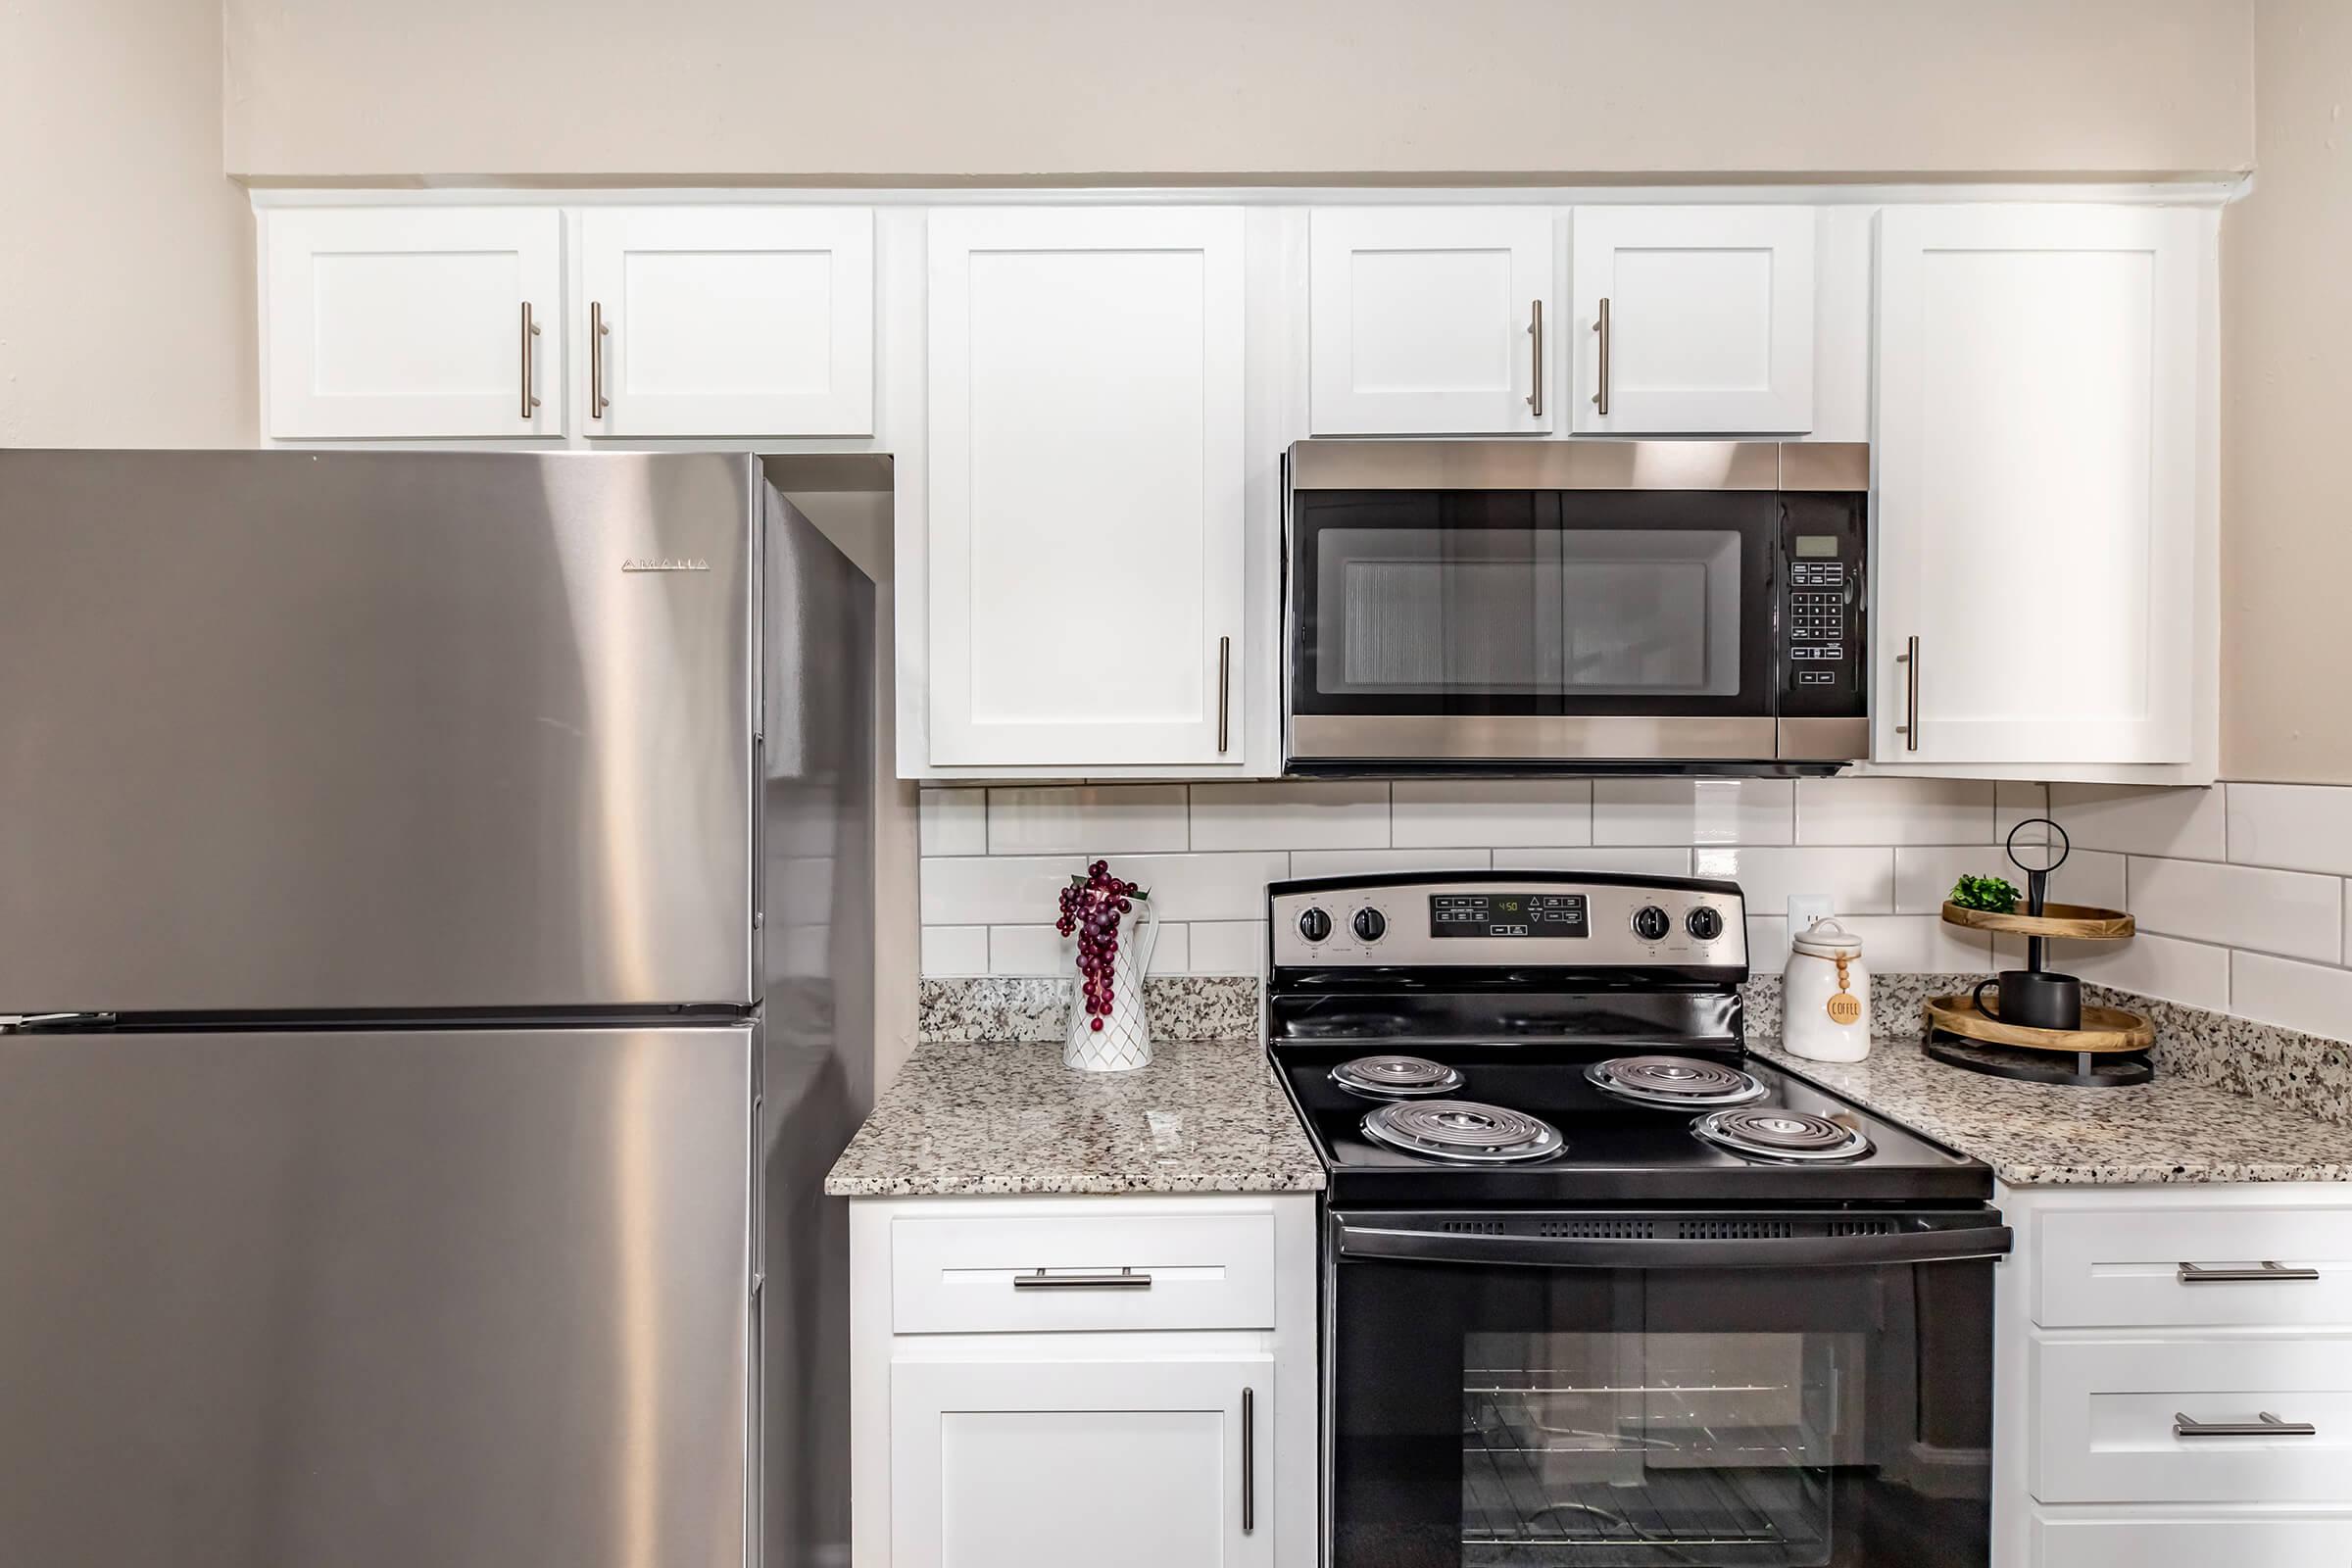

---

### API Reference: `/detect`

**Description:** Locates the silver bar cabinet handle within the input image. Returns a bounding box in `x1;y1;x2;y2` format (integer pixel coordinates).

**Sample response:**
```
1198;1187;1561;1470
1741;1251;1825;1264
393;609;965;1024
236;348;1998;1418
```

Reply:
2179;1260;2322;1284
1010;1266;1152;1291
1591;296;1610;415
1216;636;1232;754
520;302;543;418
1894;635;1920;752
1241;1387;1255;1533
1526;300;1544;417
589;300;610;419
2174;1410;2317;1438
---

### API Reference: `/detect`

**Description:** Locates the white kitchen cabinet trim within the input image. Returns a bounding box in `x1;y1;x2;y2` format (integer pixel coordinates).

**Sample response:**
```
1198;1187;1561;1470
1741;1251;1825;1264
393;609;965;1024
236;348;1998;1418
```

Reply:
925;207;1247;768
1874;205;2203;768
265;207;564;439
578;207;872;437
1570;206;1815;434
1307;207;1553;435
890;1355;1274;1568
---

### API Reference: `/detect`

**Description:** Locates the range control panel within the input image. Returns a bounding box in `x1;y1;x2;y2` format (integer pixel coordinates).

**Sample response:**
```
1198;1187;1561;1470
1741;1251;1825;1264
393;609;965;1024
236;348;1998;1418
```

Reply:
1272;876;1746;970
1779;492;1867;714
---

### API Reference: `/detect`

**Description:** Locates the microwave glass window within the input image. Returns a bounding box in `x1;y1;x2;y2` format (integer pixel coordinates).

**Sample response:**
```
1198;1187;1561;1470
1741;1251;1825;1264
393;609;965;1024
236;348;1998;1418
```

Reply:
1557;530;1740;696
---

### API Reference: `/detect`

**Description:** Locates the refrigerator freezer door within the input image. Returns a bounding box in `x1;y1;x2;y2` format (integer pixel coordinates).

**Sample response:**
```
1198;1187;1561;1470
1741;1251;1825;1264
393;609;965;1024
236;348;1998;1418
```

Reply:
0;450;756;1012
0;1022;755;1568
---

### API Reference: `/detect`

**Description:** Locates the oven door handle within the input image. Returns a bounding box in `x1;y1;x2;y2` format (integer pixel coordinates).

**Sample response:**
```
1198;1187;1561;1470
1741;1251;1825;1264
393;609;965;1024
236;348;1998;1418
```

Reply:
1332;1218;2014;1270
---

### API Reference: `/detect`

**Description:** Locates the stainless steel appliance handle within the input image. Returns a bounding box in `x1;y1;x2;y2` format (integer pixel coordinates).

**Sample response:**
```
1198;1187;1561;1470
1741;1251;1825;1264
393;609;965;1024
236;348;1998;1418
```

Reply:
1526;300;1544;417
1240;1386;1255;1533
1894;634;1920;752
1333;1217;2013;1270
1591;296;1610;415
520;302;543;419
589;300;610;419
2174;1410;2317;1438
1009;1267;1152;1291
2178;1260;2321;1284
1216;635;1232;754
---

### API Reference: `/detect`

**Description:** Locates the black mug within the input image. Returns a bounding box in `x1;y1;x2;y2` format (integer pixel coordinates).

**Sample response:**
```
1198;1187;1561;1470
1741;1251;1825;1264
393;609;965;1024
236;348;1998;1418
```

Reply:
1974;970;2082;1032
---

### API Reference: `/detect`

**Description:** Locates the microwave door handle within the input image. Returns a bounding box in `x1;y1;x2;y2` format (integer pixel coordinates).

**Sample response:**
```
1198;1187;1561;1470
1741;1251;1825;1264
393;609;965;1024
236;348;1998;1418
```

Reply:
1332;1218;2015;1270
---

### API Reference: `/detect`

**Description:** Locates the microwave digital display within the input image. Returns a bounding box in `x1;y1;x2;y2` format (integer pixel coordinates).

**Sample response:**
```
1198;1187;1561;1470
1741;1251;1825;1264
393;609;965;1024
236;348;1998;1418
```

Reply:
1794;534;1839;558
1431;892;1589;939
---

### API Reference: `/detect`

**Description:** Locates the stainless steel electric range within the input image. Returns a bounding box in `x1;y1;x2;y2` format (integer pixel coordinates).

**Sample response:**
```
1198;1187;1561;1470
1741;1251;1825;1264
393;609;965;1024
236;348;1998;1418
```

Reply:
1264;871;2010;1568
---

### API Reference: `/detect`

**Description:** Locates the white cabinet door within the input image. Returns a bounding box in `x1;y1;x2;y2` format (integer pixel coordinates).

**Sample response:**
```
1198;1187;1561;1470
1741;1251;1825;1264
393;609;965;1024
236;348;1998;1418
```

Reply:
1308;207;1552;434
926;208;1246;768
1571;206;1814;433
891;1357;1272;1568
1875;206;2200;764
265;207;564;438
578;207;872;436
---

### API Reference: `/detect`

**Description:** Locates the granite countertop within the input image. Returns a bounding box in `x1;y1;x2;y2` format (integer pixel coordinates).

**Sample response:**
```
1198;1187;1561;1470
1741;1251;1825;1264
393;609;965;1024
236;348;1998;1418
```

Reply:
824;1037;1325;1197
1752;1036;2352;1185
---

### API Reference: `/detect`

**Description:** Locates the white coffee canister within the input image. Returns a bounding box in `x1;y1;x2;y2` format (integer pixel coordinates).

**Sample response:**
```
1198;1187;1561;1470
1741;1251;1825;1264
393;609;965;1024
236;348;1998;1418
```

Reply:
1784;917;1871;1062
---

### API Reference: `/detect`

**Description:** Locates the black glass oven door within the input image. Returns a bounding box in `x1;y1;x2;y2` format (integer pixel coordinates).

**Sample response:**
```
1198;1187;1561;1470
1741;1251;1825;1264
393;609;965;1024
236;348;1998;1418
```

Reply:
1326;1214;2004;1568
1291;489;1778;720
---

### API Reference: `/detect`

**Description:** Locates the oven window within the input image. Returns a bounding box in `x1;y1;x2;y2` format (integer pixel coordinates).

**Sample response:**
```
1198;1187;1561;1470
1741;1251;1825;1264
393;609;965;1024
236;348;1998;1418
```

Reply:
1330;1253;1993;1568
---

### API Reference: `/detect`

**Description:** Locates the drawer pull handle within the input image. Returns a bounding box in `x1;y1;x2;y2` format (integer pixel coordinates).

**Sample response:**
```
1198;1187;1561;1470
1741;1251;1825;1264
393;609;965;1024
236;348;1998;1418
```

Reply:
1011;1267;1152;1291
2174;1410;2317;1439
2177;1260;2321;1284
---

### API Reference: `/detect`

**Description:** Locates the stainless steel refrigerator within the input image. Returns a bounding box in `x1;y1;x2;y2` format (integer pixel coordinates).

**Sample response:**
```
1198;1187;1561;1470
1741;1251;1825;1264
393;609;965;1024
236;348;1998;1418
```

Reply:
0;450;876;1568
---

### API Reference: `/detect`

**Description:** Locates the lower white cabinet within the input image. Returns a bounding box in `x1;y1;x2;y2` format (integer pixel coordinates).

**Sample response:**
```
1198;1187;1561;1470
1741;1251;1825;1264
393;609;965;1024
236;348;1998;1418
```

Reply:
891;1357;1272;1568
853;1194;1317;1568
1996;1183;2352;1566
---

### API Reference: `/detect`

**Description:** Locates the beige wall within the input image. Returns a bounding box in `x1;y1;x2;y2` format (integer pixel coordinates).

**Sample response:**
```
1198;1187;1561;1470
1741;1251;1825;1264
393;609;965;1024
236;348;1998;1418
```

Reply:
2222;0;2352;784
0;0;255;447
222;0;2252;181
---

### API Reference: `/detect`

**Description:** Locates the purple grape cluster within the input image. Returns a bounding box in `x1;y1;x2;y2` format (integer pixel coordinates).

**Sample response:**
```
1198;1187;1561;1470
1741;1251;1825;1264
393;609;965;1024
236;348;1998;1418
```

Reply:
1056;859;1142;1032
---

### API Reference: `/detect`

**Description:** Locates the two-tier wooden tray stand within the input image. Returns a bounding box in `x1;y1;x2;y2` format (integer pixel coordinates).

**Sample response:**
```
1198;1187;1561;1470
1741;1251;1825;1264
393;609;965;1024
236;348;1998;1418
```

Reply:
1923;821;2154;1087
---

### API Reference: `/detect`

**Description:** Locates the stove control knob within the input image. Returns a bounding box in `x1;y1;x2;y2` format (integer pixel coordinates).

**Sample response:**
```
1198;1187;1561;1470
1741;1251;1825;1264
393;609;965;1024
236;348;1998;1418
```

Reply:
1351;907;1389;943
1632;905;1673;942
1686;906;1725;941
1297;906;1333;944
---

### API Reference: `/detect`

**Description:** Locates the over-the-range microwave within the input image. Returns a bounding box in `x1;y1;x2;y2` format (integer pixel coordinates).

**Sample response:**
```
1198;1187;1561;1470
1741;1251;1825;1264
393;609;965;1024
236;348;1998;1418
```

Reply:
1282;439;1869;775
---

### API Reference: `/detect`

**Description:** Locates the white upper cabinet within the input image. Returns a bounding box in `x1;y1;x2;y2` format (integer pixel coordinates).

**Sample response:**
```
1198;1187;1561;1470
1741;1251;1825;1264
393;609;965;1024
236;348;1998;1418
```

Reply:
925;207;1246;768
1874;205;2202;766
265;207;564;439
578;207;873;437
1570;206;1814;433
1308;208;1553;435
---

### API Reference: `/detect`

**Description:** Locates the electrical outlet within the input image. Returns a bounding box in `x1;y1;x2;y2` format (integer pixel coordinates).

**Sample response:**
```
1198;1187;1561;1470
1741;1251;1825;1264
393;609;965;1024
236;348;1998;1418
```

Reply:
1787;894;1836;936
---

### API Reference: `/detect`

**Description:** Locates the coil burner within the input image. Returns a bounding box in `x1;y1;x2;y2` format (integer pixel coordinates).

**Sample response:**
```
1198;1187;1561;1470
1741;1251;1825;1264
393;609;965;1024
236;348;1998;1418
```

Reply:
1331;1054;1467;1100
1586;1054;1768;1110
1692;1107;1874;1164
1361;1101;1565;1165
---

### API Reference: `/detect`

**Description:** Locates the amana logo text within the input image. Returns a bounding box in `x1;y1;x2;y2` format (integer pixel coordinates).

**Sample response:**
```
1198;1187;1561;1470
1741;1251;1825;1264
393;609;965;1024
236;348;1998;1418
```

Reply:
621;556;711;573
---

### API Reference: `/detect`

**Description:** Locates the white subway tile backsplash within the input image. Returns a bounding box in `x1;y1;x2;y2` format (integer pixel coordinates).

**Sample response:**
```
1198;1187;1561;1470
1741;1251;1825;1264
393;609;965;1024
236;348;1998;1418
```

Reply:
1290;847;1490;878
1891;844;2018;913
2048;783;2226;859
987;923;1068;975
1114;851;1294;922
2037;931;2231;1010
2227;782;2352;875
1147;922;1191;977
1746;915;1791;969
2053;849;2130;911
1838;914;1993;971
1189;920;1267;976
1996;781;2051;842
1503;847;1695;876
1690;846;1896;914
2125;855;2344;962
986;785;1189;855
1392;780;1592;848
921;854;1088;925
1592;778;1791;846
1191;781;1388;851
921;924;989;976
2232;951;2352;1040
1795;778;1995;845
918;787;988;857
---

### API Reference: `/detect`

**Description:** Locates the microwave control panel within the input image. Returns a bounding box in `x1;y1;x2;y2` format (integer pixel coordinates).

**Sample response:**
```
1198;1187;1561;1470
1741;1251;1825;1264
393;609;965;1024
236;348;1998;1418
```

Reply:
1779;493;1866;715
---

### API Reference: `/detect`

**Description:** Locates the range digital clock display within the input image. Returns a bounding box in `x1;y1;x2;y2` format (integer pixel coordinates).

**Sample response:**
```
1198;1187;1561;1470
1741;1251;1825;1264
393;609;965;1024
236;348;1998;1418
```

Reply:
1430;892;1590;939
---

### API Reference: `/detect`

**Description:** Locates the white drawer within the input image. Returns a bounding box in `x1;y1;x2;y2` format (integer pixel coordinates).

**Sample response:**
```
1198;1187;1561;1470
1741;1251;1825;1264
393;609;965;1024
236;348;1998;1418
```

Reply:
2034;1512;2352;1567
2034;1337;2352;1504
2035;1201;2352;1329
890;1210;1276;1334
